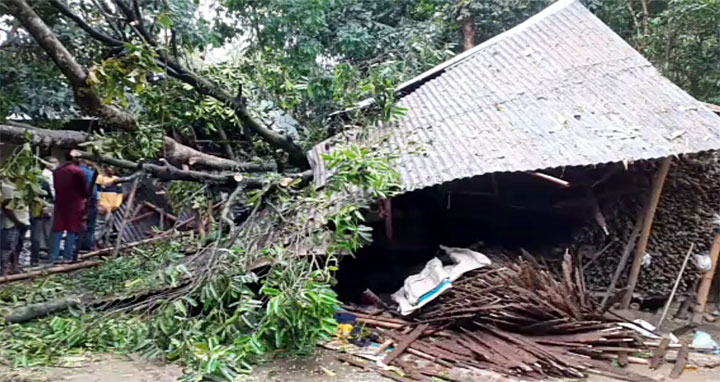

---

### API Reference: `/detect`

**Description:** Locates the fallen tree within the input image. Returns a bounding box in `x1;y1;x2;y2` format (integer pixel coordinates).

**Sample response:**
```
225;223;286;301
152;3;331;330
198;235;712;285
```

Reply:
71;149;267;186
0;122;91;148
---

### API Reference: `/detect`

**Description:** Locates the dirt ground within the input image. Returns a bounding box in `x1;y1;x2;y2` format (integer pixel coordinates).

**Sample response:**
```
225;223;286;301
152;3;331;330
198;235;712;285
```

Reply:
2;347;719;382
0;351;390;382
3;308;720;382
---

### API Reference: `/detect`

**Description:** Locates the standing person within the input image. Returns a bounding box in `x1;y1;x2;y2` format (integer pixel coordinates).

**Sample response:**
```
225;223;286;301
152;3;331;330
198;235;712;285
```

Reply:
1;178;30;274
30;157;58;266
78;159;99;252
95;167;123;248
49;152;88;264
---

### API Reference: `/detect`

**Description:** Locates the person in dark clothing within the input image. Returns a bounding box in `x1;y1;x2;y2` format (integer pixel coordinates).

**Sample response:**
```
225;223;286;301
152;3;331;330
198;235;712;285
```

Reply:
78;159;99;251
49;153;89;263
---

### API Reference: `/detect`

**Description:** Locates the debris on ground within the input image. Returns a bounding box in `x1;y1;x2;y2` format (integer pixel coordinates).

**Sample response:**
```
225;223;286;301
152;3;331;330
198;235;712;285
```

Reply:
332;252;720;381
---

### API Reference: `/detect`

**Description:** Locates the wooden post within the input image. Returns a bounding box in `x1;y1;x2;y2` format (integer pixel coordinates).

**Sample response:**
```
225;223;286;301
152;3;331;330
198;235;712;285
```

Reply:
621;157;672;308
693;225;720;323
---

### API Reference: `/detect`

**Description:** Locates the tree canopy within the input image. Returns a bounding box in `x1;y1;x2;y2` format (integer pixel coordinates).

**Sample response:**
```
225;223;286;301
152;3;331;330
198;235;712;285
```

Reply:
1;0;718;168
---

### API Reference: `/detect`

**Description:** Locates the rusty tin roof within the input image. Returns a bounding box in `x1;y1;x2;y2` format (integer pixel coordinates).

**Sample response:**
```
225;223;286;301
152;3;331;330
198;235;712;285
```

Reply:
308;0;720;193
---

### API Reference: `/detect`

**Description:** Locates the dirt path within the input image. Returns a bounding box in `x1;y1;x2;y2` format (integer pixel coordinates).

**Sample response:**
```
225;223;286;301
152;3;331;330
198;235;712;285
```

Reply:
1;348;718;382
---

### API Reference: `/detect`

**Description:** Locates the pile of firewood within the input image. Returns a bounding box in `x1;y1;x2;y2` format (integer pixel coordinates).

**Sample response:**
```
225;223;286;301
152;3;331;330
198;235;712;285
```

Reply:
580;153;720;296
341;257;661;381
404;258;649;380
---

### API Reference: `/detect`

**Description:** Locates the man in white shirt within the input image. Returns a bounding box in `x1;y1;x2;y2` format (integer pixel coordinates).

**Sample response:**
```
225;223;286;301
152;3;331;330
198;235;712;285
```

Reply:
1;178;30;274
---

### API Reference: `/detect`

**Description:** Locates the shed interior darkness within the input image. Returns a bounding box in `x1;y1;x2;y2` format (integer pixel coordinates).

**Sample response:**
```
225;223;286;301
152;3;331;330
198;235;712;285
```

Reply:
334;163;653;302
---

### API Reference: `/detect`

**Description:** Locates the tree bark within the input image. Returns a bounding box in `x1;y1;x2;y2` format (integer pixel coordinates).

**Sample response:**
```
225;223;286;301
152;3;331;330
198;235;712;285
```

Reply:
0;122;274;174
73;149;266;187
1;0;137;132
460;13;477;51
163;137;275;172
0;122;91;148
4;295;87;323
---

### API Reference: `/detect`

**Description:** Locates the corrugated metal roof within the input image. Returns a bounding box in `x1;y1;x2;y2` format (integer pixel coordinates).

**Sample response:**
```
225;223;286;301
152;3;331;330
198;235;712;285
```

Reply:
309;0;720;193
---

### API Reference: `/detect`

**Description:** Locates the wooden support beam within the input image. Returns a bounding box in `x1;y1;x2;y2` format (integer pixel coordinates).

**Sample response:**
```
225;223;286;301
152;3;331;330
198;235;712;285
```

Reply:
669;343;689;379
693;221;720;323
621;157;672;308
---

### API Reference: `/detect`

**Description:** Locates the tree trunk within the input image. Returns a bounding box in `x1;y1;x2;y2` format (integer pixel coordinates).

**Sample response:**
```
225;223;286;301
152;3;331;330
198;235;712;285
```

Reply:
0;121;274;175
460;12;477;51
1;0;137;132
163;137;275;172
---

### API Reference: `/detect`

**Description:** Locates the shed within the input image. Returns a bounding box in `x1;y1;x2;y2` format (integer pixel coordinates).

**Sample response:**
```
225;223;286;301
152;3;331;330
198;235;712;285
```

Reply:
309;0;720;193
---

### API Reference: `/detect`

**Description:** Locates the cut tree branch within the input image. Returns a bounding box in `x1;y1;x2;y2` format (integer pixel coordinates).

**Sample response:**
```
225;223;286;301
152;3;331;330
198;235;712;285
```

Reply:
1;0;137;132
0;122;91;148
163;137;275;172
154;59;309;168
72;149;266;187
0;122;274;173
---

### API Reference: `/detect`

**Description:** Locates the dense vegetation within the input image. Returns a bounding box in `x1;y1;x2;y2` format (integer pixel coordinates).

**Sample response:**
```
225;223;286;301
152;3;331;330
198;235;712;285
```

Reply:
1;0;719;380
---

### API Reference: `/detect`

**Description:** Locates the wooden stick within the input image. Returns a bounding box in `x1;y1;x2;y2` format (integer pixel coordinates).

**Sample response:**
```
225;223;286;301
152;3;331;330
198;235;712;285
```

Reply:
530;172;570;187
356;317;405;330
142;201;177;221
669;343;689;379
622;157;672;308
601;212;644;309
0;260;101;284
126;211;156;224
649;337;670;369
657;244;694;329
694;220;720;323
0;233;186;284
383;324;428;366
112;178;139;257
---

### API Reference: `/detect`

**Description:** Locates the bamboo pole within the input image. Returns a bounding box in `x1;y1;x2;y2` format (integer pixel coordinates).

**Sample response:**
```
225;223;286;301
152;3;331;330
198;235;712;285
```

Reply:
693;224;720;323
657;243;694;329
621;157;672;308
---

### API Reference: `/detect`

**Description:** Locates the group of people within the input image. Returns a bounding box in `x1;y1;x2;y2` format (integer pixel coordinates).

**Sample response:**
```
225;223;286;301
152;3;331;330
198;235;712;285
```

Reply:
0;152;123;275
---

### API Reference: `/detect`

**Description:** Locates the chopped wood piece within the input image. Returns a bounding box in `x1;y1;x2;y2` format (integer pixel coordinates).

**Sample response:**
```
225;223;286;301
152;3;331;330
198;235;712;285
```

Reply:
383;324;428;366
649;337;671;369
337;354;370;370
669;343;689;379
617;352;628;367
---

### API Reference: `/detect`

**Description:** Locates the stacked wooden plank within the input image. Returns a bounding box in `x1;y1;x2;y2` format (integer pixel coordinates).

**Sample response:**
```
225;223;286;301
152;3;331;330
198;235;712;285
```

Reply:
401;258;649;380
340;257;718;380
